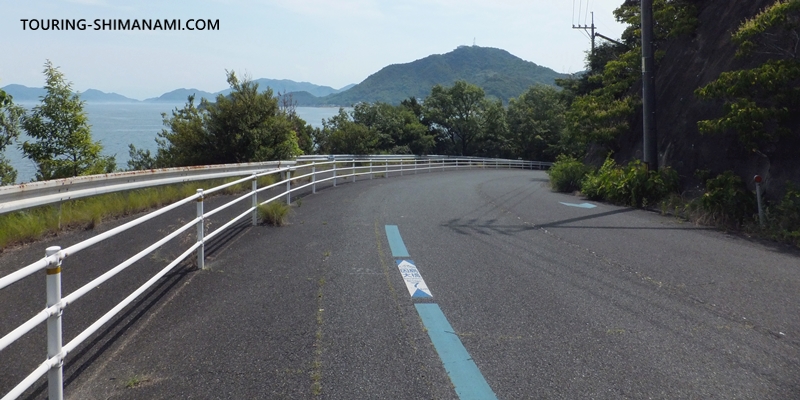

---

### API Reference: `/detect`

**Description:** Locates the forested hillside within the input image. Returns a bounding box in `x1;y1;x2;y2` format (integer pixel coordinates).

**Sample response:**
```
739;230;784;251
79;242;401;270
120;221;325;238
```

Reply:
296;46;568;106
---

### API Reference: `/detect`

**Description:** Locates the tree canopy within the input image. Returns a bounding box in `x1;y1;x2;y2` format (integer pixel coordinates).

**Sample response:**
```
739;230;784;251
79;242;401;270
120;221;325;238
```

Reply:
0;86;24;185
696;0;800;152
21;61;115;180
130;71;306;169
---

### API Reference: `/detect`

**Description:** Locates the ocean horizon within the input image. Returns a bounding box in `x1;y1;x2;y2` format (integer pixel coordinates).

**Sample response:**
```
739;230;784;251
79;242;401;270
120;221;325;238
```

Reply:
2;103;346;184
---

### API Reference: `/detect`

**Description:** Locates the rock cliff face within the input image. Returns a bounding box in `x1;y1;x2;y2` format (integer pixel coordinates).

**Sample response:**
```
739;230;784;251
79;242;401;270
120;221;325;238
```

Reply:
616;0;799;199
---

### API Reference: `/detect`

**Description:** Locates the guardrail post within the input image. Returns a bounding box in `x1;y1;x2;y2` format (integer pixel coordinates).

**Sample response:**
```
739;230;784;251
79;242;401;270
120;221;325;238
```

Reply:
286;169;292;204
333;163;337;187
401;159;404;176
46;245;64;400
385;160;388;178
456;159;459;169
251;174;258;226
352;160;356;183
196;189;205;270
312;162;317;194
414;159;417;175
428;159;431;173
369;161;373;180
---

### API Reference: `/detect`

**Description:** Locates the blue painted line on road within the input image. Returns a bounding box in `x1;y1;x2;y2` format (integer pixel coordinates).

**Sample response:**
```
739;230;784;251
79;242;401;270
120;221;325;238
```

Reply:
559;201;597;209
384;225;495;399
415;304;497;400
385;225;410;257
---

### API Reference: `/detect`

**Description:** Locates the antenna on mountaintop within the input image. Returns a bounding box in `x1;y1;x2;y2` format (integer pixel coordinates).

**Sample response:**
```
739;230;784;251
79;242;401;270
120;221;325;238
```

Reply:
473;37;476;46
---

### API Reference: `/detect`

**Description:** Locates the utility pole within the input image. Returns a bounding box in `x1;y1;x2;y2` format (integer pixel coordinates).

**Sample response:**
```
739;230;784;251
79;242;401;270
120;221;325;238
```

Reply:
641;0;658;169
573;12;597;54
573;12;624;58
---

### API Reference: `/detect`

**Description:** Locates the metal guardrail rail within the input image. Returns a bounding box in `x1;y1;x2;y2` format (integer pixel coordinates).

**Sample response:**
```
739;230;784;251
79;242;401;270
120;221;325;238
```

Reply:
0;160;295;215
0;156;551;215
0;156;550;400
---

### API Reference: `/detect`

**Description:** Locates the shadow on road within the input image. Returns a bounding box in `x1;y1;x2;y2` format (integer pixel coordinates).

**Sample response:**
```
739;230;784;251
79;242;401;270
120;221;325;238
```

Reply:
537;208;714;231
442;218;538;236
23;263;195;400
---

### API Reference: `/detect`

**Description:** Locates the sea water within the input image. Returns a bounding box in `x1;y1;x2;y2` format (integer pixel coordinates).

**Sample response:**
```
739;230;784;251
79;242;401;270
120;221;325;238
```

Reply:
2;104;346;184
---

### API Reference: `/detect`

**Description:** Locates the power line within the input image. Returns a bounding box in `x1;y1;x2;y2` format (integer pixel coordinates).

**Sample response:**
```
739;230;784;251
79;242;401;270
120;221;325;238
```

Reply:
585;0;590;26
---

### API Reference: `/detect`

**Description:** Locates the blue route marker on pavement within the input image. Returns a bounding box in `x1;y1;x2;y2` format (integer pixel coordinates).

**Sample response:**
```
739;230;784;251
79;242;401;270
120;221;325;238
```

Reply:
559;201;597;209
396;259;433;298
384;225;496;399
385;225;410;257
416;304;498;400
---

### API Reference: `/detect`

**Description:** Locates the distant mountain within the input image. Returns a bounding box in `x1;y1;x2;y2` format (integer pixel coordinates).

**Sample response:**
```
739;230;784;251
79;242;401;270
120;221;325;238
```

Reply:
1;84;47;102
213;79;354;98
2;78;355;104
253;79;352;97
282;91;322;106
144;88;218;103
79;89;139;103
305;46;570;106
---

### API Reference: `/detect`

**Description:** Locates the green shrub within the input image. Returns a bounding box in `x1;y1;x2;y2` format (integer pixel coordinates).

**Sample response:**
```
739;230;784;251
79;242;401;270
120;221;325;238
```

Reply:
548;155;591;193
581;157;679;207
766;183;800;246
690;171;756;227
257;201;290;227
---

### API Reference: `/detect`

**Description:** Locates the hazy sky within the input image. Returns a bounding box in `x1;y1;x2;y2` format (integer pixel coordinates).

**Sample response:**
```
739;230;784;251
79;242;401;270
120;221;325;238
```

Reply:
1;0;627;100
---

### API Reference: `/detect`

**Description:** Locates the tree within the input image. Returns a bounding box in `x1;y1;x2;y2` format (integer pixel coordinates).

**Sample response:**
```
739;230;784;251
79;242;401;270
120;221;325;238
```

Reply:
475;98;510;158
0;86;24;185
423;81;486;156
316;108;380;154
21;60;115;180
554;0;697;158
696;0;800;152
151;71;303;168
277;91;314;154
352;102;435;155
507;85;567;161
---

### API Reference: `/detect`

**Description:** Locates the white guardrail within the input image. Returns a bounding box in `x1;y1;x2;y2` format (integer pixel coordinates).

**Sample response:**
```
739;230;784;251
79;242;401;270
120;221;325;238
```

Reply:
0;156;551;400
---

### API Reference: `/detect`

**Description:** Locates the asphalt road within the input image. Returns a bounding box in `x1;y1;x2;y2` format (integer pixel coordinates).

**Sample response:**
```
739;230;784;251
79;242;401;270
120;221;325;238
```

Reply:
1;168;799;399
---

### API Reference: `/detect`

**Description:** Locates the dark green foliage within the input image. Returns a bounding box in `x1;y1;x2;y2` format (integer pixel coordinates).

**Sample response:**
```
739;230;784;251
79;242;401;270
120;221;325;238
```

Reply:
547;155;592;193
424;81;488;156
321;111;380;154
556;0;697;158
766;183;800;245
506;85;566;161
691;171;756;227
20;61;116;180
696;59;800;147
126;144;157;170
314;81;568;160
581;157;679;207
152;72;303;167
277;91;315;155
0;86;23;184
734;0;800;58
351;102;435;155
476;98;510;158
696;0;800;152
316;46;569;106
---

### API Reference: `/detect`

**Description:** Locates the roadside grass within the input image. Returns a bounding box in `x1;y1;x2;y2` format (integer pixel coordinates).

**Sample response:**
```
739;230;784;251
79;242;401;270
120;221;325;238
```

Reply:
0;174;279;252
257;201;291;226
123;374;150;389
